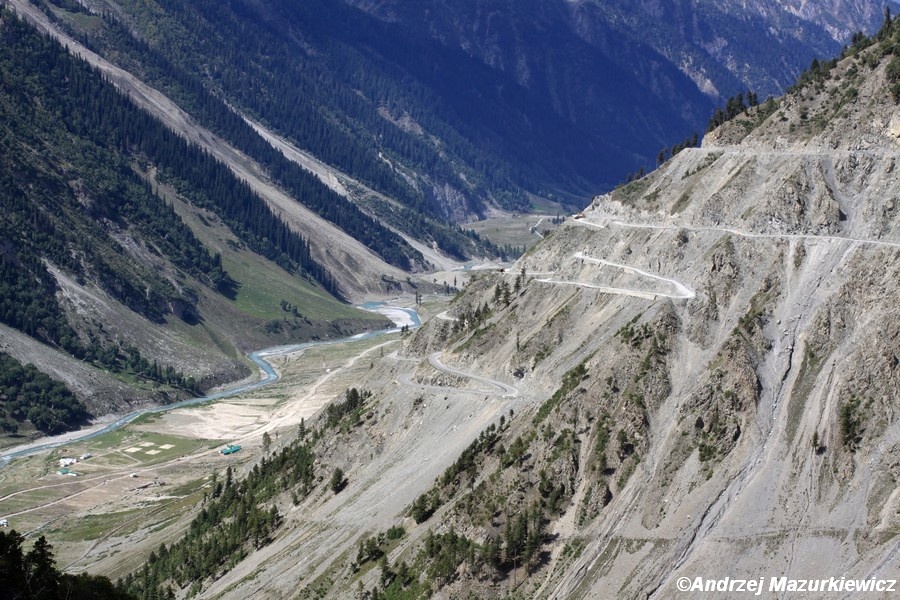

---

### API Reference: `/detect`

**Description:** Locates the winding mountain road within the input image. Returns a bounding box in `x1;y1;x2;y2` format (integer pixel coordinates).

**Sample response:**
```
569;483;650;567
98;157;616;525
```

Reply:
427;352;519;398
576;214;900;250
532;251;696;301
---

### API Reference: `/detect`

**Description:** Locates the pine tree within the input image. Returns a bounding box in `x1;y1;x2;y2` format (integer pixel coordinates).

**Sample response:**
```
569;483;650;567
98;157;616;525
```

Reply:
26;535;60;600
330;467;347;493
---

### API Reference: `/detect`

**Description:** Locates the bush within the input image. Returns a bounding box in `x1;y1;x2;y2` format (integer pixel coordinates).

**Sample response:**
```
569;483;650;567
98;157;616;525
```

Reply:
839;397;863;450
887;56;900;101
330;467;347;493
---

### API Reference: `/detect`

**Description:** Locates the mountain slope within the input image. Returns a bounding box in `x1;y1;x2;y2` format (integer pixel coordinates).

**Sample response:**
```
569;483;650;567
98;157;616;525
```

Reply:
28;0;569;210
108;17;900;600
350;0;898;101
769;0;899;43
0;7;392;442
22;0;709;202
409;23;900;598
19;0;898;224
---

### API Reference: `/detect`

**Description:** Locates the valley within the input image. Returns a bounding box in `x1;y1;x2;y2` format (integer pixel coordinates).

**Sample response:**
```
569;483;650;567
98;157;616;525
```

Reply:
1;1;899;599
4;143;898;596
0;236;725;592
0;302;433;572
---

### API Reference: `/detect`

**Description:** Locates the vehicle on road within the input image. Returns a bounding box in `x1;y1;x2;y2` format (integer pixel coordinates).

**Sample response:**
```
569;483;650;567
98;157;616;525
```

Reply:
221;444;242;455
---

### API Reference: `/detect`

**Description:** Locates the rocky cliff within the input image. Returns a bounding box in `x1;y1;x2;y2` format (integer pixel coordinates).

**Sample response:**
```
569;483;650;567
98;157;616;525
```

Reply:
105;14;900;600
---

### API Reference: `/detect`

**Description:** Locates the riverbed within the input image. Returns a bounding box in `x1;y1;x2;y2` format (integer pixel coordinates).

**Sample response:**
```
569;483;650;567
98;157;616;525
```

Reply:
0;303;419;467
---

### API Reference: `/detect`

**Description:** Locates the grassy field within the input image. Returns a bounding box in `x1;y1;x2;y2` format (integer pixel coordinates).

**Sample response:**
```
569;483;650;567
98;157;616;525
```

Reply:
50;430;221;471
220;248;369;321
114;433;213;465
0;431;220;540
47;508;146;542
464;214;559;249
164;183;377;323
0;488;61;516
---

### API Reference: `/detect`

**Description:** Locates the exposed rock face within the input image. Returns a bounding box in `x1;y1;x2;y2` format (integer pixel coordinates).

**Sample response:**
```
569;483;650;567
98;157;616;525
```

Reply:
124;17;899;600
333;31;899;599
770;0;897;44
475;37;900;598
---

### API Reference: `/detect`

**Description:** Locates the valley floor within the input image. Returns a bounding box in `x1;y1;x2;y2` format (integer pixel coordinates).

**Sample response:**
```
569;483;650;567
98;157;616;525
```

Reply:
0;297;523;585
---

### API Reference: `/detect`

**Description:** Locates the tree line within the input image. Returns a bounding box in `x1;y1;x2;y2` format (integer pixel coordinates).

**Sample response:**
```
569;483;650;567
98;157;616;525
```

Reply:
0;530;131;599
707;91;760;132
0;353;88;435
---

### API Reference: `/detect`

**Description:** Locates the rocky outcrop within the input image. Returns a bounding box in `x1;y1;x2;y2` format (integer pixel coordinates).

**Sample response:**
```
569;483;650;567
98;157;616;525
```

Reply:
165;15;900;600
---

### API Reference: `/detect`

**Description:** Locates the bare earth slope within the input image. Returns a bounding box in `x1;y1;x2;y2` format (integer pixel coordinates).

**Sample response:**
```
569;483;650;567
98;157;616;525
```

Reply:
532;114;900;599
25;15;897;600
201;33;900;599
504;42;900;598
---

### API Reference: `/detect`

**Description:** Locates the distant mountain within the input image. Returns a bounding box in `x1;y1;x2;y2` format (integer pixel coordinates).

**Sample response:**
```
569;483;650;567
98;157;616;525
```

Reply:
346;0;900;182
766;0;899;43
21;0;894;214
348;0;898;100
16;0;710;205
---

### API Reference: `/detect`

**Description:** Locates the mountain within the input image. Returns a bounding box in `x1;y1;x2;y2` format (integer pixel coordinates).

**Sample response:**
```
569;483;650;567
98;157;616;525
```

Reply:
0;7;398;441
344;0;900;163
768;0;898;43
19;0;573;212
0;0;894;489
13;0;896;221
348;0;899;101
10;0;708;209
1;1;897;590
113;17;900;599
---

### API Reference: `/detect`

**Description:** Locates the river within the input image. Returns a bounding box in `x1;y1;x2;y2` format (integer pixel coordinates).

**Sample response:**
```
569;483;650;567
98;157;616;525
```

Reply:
0;304;419;468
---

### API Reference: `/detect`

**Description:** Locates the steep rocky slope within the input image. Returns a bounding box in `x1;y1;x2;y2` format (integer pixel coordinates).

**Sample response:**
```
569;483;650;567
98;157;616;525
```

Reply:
151;22;900;600
424;28;900;598
770;0;899;43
